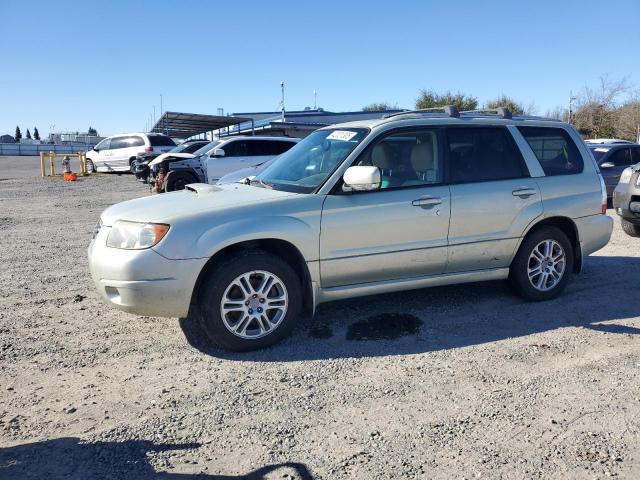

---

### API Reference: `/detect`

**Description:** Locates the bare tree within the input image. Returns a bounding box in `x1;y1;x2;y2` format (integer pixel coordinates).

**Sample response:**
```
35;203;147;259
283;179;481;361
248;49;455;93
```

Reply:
573;75;630;138
615;92;640;142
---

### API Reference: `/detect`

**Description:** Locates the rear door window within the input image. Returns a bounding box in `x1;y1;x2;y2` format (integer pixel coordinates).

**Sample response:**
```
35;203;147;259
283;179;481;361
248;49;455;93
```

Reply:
149;135;176;147
446;127;528;183
632;146;640;164
517;127;583;176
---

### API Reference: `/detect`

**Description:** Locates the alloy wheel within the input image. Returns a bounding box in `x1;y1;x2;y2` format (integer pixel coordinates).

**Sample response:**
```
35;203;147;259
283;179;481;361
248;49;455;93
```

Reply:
220;270;288;339
527;239;566;292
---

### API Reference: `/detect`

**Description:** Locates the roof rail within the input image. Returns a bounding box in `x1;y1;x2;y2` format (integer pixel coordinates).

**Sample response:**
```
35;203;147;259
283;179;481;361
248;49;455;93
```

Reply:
383;105;460;119
461;107;513;119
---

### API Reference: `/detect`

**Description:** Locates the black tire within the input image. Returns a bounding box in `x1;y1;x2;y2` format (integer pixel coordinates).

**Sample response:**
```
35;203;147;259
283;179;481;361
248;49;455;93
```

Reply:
164;171;197;192
195;251;302;351
621;219;640;238
129;158;137;173
86;158;95;173
509;226;574;302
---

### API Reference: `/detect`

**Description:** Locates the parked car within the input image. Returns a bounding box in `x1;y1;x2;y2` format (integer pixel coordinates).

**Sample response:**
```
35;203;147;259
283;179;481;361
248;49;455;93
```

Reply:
588;143;640;197
216;157;277;185
132;139;209;181
148;136;299;192
584;138;634;145
89;107;612;351
612;163;640;237
86;133;176;173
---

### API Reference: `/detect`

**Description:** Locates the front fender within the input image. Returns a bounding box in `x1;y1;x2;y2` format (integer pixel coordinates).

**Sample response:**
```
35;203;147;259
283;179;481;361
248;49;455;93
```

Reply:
192;215;320;261
152;194;324;262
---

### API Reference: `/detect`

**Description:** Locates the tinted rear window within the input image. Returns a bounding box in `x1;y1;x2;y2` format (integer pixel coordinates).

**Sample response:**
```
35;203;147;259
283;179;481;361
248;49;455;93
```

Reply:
149;135;176;147
517;127;583;176
446;127;527;183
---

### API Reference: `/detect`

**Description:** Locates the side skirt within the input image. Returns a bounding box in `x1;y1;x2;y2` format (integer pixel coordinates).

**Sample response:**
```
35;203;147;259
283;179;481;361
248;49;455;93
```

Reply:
314;268;509;307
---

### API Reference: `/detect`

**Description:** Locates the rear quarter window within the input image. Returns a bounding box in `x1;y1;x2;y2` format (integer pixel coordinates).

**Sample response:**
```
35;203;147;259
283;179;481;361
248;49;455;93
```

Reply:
517;127;583;176
149;135;176;147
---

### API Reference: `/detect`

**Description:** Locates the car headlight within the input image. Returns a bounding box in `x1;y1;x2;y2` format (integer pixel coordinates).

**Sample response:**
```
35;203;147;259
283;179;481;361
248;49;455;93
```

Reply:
619;167;633;184
106;221;170;249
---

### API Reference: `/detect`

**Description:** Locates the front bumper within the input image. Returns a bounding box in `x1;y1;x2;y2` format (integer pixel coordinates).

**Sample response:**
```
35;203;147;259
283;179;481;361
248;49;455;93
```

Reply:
88;226;208;318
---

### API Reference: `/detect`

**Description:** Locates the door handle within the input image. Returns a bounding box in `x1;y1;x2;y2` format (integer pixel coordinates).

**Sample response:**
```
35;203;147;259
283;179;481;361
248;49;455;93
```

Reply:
512;187;536;198
412;196;442;207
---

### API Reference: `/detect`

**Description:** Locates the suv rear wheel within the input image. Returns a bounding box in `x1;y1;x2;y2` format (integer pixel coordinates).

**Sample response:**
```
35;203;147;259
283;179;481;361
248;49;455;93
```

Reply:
196;251;302;351
509;226;573;301
621;219;640;237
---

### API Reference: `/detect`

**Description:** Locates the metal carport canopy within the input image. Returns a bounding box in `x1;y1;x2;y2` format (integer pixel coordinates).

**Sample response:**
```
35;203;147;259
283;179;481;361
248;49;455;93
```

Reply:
151;111;253;138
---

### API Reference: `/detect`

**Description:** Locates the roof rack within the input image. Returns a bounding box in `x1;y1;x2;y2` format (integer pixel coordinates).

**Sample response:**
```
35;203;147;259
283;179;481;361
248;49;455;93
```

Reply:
382;105;563;123
461;107;512;119
383;105;460;119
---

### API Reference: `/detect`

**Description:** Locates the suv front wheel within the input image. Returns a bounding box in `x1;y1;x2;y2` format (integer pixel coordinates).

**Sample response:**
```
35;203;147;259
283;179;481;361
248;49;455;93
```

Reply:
621;219;640;237
196;251;302;351
509;226;573;301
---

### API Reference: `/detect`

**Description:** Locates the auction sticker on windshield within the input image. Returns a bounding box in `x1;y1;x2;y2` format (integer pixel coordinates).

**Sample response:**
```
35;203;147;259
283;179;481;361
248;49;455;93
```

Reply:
327;130;358;141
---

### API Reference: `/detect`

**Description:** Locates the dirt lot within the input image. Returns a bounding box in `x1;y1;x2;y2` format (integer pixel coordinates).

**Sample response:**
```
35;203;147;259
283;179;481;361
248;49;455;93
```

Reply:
1;155;639;479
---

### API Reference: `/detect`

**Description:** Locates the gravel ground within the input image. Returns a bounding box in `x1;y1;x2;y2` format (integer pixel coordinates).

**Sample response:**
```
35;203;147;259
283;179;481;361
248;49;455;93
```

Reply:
1;155;639;480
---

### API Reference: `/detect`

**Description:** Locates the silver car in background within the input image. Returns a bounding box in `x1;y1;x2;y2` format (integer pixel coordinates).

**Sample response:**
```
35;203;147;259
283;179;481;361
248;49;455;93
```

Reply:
89;107;613;351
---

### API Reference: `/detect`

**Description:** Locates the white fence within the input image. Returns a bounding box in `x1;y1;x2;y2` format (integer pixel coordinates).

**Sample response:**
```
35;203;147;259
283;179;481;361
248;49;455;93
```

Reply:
0;143;90;156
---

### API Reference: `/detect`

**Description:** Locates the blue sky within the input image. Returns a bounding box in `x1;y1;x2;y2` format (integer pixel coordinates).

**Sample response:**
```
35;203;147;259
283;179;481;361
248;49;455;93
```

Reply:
1;0;639;137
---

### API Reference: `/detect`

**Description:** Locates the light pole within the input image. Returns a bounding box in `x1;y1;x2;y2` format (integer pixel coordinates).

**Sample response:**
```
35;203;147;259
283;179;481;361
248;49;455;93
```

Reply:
280;81;285;122
313;90;317;110
569;91;577;124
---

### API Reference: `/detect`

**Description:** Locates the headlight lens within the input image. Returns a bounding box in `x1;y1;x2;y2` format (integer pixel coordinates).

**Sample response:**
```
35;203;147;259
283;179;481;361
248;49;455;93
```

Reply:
106;221;170;249
619;167;633;184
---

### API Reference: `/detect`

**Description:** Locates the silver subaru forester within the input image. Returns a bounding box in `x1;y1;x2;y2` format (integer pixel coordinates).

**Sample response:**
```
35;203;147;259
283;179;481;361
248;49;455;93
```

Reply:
88;107;613;351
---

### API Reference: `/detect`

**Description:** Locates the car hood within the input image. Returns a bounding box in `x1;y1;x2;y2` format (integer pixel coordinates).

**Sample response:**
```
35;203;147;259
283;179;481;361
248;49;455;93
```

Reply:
100;183;297;226
148;152;195;167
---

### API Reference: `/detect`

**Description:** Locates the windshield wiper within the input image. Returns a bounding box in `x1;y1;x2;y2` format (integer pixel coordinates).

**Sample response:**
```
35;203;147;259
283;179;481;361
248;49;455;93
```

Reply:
248;177;273;189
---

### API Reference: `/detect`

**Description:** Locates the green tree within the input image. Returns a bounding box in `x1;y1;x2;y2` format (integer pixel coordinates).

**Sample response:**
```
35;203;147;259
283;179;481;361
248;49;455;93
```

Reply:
362;102;398;112
88;126;98;136
484;95;527;115
415;89;478;111
26;129;32;139
15;126;21;142
33;127;40;140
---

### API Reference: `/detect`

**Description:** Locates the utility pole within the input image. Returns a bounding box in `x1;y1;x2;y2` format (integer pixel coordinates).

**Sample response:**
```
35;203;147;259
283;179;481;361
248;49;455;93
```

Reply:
313;90;317;110
280;81;285;122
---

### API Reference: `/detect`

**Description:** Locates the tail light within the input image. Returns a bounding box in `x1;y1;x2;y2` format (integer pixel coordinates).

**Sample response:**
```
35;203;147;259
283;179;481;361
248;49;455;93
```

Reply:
145;146;154;152
598;174;607;214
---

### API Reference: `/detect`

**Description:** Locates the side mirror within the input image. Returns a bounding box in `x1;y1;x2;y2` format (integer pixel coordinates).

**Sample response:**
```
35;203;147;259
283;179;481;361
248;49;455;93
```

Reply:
600;162;615;169
93;147;99;152
342;166;381;192
212;148;225;158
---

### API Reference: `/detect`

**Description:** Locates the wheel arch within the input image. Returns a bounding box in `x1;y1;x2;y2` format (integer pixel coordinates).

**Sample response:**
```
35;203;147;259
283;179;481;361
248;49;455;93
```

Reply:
190;238;314;314
518;216;582;273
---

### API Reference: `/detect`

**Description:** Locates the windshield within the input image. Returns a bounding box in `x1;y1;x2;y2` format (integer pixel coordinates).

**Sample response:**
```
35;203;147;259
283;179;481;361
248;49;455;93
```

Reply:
256;128;369;193
589;147;609;162
192;141;221;157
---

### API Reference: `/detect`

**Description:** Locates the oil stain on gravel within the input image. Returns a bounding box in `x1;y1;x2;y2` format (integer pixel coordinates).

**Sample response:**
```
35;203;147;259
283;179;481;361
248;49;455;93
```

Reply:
346;313;423;341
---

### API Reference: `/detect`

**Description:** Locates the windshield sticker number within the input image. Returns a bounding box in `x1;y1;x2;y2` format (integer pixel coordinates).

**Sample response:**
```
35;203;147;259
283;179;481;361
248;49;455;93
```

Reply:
327;130;358;141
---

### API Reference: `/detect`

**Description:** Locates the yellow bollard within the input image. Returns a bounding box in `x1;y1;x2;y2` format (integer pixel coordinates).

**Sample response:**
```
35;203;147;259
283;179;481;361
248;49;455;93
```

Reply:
40;152;45;177
49;151;55;176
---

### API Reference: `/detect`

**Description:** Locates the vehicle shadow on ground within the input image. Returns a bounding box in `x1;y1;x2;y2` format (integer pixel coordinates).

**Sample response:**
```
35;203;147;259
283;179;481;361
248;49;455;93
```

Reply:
181;255;640;361
0;437;314;480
